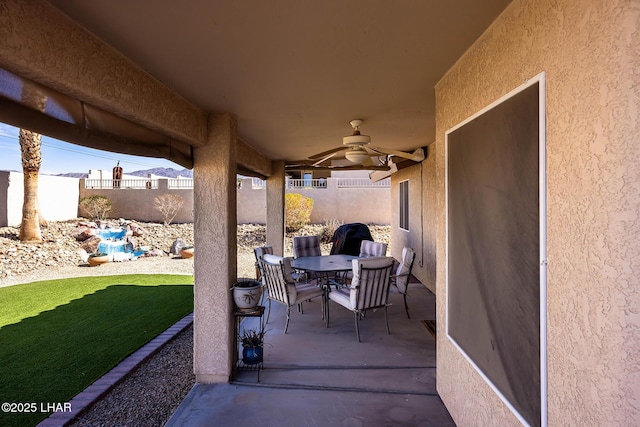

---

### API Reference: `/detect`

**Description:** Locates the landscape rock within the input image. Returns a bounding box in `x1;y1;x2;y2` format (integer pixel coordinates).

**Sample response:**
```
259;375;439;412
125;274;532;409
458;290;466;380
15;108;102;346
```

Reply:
0;219;195;280
0;220;389;282
144;249;165;257
123;236;136;251
128;223;147;236
70;225;97;241
170;238;187;255
81;236;102;254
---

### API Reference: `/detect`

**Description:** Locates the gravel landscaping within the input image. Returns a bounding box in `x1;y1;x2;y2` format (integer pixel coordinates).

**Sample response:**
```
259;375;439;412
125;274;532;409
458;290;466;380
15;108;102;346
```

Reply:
1;219;389;425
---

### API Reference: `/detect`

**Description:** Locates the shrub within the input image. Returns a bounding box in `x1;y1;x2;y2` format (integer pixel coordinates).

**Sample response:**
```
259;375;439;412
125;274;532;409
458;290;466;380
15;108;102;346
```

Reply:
320;218;343;244
154;194;185;226
79;195;112;220
285;193;314;232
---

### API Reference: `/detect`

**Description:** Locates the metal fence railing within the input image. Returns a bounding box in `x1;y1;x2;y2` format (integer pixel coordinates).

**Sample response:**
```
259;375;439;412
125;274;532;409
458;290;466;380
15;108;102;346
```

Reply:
286;178;327;189
84;179;155;189
85;177;389;190
84;178;195;189
168;179;194;189
336;177;390;188
251;177;266;189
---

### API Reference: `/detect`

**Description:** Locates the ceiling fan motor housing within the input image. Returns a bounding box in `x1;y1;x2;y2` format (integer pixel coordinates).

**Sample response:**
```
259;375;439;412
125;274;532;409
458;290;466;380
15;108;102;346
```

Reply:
343;133;371;147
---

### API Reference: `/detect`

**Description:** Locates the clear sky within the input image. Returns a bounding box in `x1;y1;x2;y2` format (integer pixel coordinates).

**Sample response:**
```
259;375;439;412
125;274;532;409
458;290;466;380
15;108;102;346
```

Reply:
0;123;186;175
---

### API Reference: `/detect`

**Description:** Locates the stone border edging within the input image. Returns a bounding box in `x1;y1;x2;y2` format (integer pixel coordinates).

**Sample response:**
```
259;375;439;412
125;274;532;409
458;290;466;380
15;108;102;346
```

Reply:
36;313;194;427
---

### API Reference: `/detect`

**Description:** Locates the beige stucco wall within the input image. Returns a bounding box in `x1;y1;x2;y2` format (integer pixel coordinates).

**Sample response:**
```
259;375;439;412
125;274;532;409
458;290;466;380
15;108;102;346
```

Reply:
435;0;640;425
237;178;391;225
292;179;391;225
390;146;437;293
79;179;194;224
193;113;237;383
266;161;286;255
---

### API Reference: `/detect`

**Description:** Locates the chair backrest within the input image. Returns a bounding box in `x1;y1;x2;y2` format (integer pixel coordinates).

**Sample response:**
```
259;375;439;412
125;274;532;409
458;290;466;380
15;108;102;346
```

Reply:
292;235;322;258
394;247;416;293
263;253;297;284
258;254;297;305
254;246;274;281
254;246;273;262
358;240;388;258
349;256;394;310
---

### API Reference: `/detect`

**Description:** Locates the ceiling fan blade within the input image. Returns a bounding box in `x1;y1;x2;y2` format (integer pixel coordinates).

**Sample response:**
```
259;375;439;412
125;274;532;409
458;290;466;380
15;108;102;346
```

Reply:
368;146;425;162
312;151;340;167
308;146;347;160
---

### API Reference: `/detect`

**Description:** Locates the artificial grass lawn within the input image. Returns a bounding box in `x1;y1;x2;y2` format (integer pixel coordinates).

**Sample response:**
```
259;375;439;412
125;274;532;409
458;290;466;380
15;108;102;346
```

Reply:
0;274;193;427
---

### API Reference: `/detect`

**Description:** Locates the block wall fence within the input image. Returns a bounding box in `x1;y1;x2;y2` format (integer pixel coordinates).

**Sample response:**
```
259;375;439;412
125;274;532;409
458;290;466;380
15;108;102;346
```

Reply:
0;174;390;226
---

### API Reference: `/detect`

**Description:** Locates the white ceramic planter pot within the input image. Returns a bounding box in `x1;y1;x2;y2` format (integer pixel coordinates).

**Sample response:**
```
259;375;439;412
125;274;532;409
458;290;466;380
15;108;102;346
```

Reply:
232;282;262;311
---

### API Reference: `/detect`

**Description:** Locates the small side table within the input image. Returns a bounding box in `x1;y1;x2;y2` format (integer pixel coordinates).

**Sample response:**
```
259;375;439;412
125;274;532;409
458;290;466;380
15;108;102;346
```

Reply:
233;305;265;382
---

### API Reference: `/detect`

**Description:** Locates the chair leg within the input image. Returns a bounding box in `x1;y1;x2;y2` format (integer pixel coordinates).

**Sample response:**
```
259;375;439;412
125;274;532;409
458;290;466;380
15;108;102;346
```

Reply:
284;306;291;334
325;297;329;328
403;294;410;319
355;312;361;342
384;306;390;335
266;299;272;325
260;285;267;306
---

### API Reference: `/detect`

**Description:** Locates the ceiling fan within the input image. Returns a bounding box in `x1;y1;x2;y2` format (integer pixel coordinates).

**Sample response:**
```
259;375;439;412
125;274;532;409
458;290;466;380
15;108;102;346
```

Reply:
308;119;425;167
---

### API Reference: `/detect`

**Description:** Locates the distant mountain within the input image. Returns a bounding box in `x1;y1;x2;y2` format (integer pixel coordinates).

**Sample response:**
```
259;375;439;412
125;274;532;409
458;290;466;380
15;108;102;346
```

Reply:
54;167;193;179
127;167;193;178
57;172;88;178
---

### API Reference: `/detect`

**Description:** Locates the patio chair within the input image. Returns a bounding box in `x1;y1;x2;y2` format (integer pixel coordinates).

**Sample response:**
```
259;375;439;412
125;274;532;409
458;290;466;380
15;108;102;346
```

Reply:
390;247;416;318
258;254;324;333
253;246;273;281
327;256;395;342
292;235;322;258
292;235;322;281
333;240;387;285
358;240;388;257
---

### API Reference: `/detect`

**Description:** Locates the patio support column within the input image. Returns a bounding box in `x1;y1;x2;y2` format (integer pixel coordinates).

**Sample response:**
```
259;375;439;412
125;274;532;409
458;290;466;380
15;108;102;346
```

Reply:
266;160;285;255
192;112;237;383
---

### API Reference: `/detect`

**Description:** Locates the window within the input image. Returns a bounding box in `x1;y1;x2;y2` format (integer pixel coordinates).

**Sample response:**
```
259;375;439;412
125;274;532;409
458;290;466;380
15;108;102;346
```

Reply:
399;180;409;231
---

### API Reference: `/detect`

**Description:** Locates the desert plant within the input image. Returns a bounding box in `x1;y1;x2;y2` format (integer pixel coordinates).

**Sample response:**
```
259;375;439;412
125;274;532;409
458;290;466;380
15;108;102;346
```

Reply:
154;193;185;226
231;279;262;289
239;328;266;348
79;195;112;220
320;218;343;243
285;193;314;232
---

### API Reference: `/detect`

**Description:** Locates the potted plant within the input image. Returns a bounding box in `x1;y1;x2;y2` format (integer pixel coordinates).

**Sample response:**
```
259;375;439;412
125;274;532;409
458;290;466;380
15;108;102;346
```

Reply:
231;278;263;311
87;251;109;266
180;245;194;258
239;328;265;365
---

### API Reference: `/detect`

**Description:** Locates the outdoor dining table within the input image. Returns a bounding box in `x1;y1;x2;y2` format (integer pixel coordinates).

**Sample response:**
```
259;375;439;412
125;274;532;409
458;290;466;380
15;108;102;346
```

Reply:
291;254;358;324
291;254;358;277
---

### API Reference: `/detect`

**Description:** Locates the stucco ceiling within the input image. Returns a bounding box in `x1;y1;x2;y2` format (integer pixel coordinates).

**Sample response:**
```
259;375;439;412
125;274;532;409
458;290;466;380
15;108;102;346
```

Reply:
45;0;511;163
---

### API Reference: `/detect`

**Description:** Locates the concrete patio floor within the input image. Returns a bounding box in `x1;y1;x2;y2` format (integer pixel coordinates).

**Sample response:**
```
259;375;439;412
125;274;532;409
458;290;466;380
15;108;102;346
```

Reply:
166;281;455;426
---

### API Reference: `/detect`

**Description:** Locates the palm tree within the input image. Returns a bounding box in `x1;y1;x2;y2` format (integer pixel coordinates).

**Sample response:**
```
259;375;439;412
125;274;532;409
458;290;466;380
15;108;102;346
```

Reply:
19;128;43;242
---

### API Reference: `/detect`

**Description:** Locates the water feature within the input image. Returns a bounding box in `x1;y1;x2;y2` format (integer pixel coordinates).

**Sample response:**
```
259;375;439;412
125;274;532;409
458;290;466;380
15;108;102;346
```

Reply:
96;228;146;262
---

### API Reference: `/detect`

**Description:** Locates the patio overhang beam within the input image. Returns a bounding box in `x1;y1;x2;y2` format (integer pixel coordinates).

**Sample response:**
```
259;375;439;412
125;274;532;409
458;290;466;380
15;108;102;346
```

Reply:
0;0;208;148
0;95;194;168
236;137;272;179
